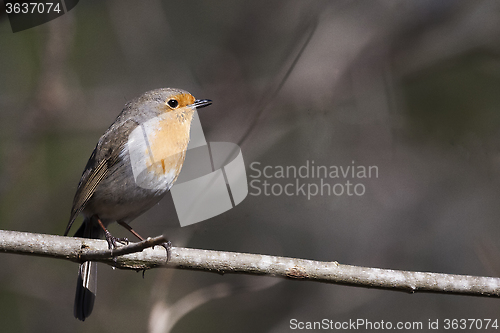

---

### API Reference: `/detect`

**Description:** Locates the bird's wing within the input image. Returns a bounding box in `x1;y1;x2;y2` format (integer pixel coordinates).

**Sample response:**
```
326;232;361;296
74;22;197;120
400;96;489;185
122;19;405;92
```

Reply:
64;119;138;236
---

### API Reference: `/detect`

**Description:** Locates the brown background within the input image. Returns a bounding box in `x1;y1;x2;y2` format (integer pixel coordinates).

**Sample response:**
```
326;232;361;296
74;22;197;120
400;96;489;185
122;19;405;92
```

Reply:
1;0;500;332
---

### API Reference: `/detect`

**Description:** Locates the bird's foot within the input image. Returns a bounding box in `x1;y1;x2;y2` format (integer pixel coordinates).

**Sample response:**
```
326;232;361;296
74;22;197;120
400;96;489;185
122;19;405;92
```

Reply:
161;241;172;263
103;229;129;249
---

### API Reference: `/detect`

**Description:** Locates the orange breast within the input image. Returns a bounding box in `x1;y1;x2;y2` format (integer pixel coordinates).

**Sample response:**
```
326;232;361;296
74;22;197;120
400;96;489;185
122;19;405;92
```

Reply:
128;105;196;190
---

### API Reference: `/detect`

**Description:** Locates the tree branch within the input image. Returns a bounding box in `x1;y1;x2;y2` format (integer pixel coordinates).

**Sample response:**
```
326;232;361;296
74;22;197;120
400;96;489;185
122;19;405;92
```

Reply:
1;229;499;297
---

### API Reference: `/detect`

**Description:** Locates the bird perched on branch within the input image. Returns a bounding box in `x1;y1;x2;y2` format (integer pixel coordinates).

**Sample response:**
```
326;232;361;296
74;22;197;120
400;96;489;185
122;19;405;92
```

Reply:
64;88;211;321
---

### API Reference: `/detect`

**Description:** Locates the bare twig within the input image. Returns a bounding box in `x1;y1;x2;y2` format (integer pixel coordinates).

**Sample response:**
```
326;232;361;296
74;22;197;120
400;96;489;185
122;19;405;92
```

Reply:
149;282;233;333
149;274;280;333
82;235;168;260
0;229;499;297
0;230;168;270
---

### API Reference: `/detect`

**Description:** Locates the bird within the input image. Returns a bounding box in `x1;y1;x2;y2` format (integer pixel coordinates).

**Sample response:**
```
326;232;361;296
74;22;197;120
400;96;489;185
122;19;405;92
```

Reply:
64;88;211;321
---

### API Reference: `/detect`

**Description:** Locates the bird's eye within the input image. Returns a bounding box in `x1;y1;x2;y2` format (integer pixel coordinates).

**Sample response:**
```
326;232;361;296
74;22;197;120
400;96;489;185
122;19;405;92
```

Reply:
167;99;179;108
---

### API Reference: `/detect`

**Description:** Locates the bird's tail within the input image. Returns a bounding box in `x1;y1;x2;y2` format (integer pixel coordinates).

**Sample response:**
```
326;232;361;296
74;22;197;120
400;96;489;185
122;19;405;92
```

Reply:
73;217;101;321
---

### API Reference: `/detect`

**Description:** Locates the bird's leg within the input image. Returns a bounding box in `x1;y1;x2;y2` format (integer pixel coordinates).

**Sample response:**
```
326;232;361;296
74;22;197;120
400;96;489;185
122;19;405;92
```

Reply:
117;220;172;262
117;221;144;241
94;216;128;249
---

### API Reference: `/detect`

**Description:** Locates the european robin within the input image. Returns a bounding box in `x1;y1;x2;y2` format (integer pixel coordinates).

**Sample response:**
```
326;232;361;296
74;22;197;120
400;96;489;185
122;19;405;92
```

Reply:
64;88;211;321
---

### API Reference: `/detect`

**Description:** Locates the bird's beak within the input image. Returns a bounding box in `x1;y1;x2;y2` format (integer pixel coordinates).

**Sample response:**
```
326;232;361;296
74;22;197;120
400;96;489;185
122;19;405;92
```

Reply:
191;99;212;109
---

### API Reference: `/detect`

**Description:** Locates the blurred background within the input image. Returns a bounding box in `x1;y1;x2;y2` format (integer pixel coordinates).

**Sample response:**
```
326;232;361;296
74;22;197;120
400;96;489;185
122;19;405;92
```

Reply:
2;0;500;332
